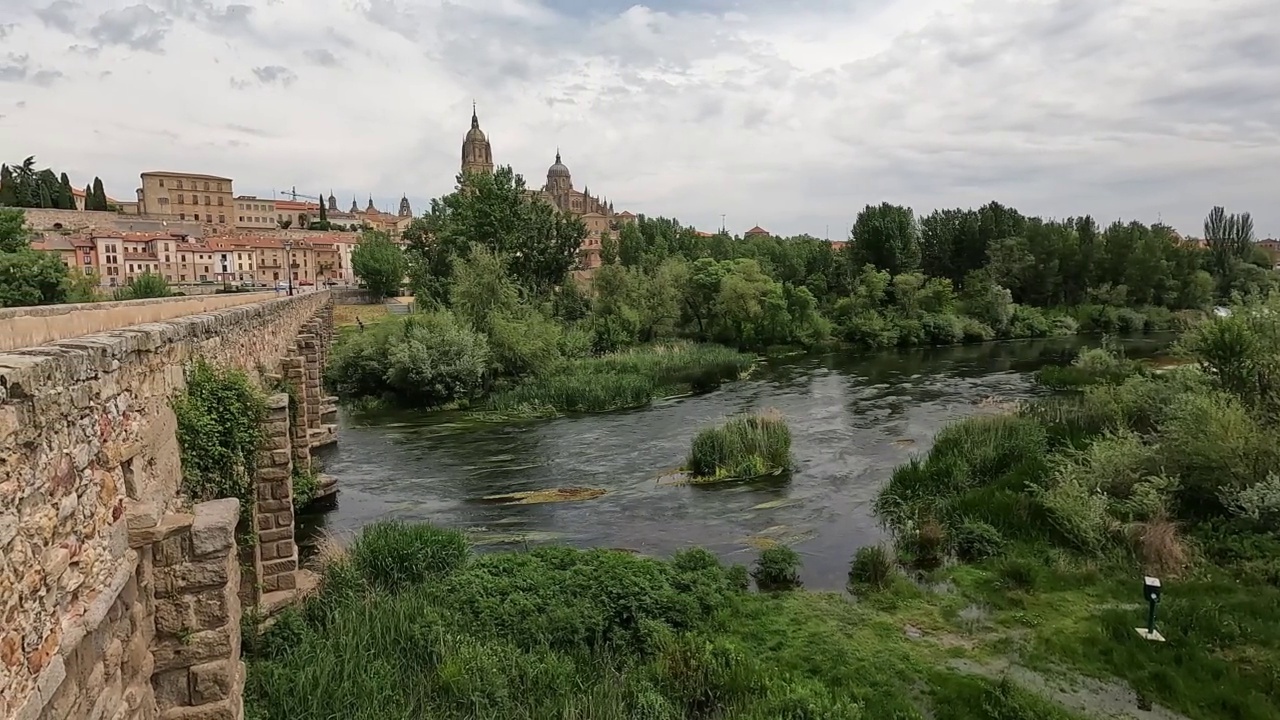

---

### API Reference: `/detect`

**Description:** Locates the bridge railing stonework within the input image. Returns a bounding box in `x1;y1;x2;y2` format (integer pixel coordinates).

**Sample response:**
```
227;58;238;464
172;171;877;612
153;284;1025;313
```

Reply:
0;291;336;720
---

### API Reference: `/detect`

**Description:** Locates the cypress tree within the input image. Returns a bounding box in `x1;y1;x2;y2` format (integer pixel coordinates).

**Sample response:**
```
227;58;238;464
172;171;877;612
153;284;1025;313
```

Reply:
0;165;15;206
38;183;53;209
58;172;75;209
83;184;93;210
318;191;327;223
91;177;107;211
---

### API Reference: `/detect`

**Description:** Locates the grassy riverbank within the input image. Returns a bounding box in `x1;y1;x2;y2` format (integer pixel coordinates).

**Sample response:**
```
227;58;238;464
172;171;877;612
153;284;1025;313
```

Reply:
253;300;1280;720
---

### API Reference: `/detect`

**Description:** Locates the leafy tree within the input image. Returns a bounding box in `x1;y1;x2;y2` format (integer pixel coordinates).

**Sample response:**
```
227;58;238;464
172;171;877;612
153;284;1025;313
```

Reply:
0;209;70;307
413;166;585;303
848;203;920;276
352;230;406;300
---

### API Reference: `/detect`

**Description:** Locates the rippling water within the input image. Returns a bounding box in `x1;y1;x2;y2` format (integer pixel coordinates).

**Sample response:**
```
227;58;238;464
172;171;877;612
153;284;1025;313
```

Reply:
304;335;1174;590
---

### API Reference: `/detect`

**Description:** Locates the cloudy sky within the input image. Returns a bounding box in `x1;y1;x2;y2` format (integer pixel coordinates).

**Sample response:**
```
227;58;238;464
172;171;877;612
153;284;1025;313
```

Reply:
1;0;1277;238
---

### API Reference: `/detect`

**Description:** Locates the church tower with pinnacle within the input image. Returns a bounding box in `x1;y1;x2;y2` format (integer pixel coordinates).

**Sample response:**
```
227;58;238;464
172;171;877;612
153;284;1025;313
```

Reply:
461;102;495;176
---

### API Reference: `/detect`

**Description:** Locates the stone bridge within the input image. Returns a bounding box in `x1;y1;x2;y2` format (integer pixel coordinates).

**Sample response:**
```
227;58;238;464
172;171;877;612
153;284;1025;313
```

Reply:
1;291;341;720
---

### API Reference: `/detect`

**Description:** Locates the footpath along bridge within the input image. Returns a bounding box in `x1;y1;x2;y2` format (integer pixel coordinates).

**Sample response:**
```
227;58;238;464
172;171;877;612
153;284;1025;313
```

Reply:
1;290;345;720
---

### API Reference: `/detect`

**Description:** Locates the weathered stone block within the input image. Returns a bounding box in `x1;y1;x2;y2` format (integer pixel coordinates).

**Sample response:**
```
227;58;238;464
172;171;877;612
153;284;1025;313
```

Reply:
190;499;238;558
152;668;191;711
258;499;288;513
160;699;238;720
151;627;233;673
261;572;295;593
262;554;296;577
189;659;234;704
155;558;229;598
258;528;291;543
254;467;288;482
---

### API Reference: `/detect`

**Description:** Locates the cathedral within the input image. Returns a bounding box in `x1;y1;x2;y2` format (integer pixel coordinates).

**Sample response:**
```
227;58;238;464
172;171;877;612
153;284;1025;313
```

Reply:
461;104;632;271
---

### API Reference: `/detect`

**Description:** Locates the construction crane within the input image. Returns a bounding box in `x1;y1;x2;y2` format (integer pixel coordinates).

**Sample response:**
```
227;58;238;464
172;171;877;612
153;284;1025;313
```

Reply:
277;186;323;203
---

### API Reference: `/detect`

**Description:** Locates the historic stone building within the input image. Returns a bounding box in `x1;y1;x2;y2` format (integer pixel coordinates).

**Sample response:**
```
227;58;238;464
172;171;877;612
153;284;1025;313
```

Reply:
460;105;632;271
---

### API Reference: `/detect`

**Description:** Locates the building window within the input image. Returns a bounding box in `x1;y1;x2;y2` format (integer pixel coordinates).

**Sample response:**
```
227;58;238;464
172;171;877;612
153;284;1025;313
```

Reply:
158;179;165;187
179;213;185;220
203;182;210;191
180;274;186;281
158;197;169;206
217;197;224;206
205;214;212;223
217;183;223;191
166;275;172;281
239;216;244;222
175;180;182;189
204;196;210;205
218;215;225;224
191;194;197;204
84;267;92;275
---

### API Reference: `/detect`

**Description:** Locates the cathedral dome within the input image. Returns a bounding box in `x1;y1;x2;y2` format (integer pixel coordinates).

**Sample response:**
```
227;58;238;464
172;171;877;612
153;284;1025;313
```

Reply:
547;151;570;178
465;125;488;144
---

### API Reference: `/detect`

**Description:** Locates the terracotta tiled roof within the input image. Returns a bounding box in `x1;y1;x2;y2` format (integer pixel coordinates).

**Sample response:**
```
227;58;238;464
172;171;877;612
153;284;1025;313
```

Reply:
617;211;636;218
745;226;769;234
31;236;76;251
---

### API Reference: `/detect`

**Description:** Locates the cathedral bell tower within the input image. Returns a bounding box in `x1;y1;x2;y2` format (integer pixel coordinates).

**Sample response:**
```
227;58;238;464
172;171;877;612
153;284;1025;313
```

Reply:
461;102;495;176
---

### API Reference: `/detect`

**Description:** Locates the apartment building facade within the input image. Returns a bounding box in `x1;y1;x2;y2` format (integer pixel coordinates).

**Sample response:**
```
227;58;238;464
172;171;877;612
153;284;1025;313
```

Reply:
136;171;235;228
234;196;278;231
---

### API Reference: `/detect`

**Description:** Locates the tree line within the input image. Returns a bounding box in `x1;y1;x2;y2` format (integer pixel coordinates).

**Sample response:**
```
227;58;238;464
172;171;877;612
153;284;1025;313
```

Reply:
339;164;1270;356
0;156;112;211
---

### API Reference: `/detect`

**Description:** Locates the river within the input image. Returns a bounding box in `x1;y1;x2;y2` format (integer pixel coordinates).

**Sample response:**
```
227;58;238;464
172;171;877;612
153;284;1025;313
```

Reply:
304;335;1175;590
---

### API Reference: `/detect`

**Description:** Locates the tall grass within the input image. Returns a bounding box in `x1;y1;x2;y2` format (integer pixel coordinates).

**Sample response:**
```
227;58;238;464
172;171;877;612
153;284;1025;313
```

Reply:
485;342;754;416
685;409;792;482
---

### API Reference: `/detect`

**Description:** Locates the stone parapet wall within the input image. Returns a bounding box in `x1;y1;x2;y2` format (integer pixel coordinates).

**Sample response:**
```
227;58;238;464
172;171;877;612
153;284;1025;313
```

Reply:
0;293;278;352
0;291;331;719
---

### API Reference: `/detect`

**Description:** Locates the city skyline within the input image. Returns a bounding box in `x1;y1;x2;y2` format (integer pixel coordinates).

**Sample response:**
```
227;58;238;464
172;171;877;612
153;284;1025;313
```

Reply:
0;0;1277;238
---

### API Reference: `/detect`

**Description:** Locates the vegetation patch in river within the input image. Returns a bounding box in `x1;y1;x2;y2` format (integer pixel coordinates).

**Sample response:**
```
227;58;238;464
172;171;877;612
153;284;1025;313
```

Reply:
481;487;607;505
684;409;793;483
481;342;755;418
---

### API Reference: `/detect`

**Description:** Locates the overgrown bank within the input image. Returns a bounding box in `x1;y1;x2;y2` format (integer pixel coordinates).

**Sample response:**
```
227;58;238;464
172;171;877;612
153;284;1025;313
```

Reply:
250;298;1280;720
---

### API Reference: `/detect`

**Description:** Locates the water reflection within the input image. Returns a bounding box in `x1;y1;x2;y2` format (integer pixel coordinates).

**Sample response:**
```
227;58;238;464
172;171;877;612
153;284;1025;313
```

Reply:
302;335;1174;590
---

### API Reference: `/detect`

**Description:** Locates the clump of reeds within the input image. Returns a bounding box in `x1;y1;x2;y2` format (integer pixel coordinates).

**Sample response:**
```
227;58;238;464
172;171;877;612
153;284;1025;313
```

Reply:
685;409;792;482
481;343;755;418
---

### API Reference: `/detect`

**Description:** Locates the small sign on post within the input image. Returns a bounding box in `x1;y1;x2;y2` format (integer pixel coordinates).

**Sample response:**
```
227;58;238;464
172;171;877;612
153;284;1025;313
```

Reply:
1135;576;1166;642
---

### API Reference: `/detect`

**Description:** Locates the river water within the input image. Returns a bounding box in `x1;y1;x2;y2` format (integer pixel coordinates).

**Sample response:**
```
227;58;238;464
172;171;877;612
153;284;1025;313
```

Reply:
305;336;1174;590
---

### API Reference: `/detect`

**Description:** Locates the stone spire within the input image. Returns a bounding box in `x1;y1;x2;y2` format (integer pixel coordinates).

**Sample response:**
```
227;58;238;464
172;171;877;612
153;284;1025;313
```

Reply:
461;102;495;176
349;196;358;213
398;194;412;217
366;195;375;213
327;189;337;212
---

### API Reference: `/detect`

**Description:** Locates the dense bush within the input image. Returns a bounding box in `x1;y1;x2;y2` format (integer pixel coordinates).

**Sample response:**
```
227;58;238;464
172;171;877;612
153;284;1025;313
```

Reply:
686;410;792;481
876;297;1280;570
348;520;471;591
325;311;490;407
752;545;803;591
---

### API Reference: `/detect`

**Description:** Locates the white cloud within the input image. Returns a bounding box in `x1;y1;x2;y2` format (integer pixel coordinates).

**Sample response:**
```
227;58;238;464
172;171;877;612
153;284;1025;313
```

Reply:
1;0;1278;237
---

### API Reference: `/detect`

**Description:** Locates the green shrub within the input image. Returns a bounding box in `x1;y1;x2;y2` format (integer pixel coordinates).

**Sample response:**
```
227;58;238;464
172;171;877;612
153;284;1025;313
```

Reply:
921;312;965;344
848;545;893;591
486;310;564;378
959;317;995;342
172;358;266;521
349;521;470;591
326;311;490;407
686;410;792;481
1009;304;1050;338
994;556;1042;592
752;545;802;591
113;271;172;300
951;519;1005;561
